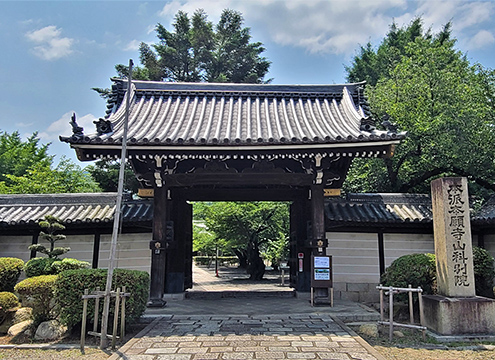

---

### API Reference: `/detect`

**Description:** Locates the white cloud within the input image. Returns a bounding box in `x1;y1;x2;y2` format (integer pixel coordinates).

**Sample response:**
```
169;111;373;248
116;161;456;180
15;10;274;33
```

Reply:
467;29;495;50
124;39;141;51
39;112;96;141
15;121;34;128
415;0;494;31
155;0;495;56
157;0;407;55
25;25;74;60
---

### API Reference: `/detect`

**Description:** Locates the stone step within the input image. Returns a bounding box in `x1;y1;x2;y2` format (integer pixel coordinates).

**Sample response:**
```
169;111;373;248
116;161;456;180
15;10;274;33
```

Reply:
185;290;296;299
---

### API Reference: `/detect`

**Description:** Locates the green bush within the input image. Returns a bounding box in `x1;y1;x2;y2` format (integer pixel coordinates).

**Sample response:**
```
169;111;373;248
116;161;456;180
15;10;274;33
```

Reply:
55;268;149;329
0;291;20;321
194;256;238;266
14;275;58;325
380;253;437;301
24;257;58;277
0;258;24;292
24;257;90;277
51;258;90;273
473;246;495;298
381;247;495;300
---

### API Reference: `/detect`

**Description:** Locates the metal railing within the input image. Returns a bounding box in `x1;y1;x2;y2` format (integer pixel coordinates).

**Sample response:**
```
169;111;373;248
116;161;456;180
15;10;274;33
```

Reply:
376;284;427;341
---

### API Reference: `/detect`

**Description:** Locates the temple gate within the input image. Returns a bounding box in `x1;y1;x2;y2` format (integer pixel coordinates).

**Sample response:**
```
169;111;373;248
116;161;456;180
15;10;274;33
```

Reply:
61;80;405;305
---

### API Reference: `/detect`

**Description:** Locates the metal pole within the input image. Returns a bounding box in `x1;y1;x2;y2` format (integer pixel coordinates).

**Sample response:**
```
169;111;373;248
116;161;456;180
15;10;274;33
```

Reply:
408;284;414;324
389;286;394;342
100;59;133;349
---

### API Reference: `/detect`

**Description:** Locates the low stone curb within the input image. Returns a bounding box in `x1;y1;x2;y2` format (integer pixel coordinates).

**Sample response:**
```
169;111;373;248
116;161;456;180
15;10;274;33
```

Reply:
0;343;95;350
332;316;388;360
107;316;163;360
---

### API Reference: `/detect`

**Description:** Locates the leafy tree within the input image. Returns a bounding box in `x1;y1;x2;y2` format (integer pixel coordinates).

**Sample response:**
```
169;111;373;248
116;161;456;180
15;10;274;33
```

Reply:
29;215;70;259
86;159;139;194
0;131;52;186
0;156;101;194
137;9;271;83
344;19;495;199
198;202;289;280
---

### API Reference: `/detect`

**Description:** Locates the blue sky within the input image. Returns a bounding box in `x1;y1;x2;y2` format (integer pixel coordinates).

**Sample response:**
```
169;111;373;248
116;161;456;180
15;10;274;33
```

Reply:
1;0;494;166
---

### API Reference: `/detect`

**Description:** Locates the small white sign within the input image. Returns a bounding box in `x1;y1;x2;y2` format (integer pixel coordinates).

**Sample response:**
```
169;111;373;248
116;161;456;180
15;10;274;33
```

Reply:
314;256;330;268
314;269;330;280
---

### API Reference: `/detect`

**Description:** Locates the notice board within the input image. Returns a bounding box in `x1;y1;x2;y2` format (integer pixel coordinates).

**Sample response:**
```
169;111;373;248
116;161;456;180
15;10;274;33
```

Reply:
311;255;332;288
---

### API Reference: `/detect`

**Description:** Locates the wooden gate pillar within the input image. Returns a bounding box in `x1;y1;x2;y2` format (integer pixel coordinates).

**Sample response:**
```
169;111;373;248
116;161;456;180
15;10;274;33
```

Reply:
311;184;326;246
148;186;168;307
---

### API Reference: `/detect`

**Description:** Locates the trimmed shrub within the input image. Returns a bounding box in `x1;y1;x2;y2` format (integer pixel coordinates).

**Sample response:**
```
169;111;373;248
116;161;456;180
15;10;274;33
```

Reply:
381;247;495;300
380;253;437;301
51;258;90;273
24;257;90;277
14;275;58;325
0;257;24;292
473;246;495;298
24;257;58;277
55;268;149;329
0;292;20;322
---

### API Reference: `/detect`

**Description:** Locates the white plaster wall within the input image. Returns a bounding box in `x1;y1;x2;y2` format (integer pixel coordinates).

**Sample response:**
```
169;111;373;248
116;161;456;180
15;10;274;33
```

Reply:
1;232;153;275
56;234;95;264
326;232;380;284
99;233;152;273
383;233;435;268
0;236;32;263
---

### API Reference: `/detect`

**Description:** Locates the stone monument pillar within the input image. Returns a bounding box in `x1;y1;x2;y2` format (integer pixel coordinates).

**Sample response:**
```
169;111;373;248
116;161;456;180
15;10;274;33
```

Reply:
431;177;475;297
423;177;495;335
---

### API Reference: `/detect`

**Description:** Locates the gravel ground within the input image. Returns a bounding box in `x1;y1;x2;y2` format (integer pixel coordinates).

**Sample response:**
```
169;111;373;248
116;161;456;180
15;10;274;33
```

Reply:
375;346;495;360
0;348;108;359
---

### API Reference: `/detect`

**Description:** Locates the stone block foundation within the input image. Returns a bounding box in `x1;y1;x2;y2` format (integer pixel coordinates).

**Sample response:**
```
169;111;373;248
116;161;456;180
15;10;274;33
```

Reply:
423;295;495;335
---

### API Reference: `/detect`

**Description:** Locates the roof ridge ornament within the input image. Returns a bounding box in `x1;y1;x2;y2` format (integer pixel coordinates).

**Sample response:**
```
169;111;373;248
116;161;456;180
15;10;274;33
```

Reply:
94;117;113;135
381;113;399;133
360;117;376;131
69;113;84;139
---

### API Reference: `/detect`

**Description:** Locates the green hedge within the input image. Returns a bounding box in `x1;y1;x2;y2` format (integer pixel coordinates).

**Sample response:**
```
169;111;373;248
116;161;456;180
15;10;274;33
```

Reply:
194;256;238;266
0;258;24;292
24;258;58;277
473;247;495;298
14;275;58;325
381;247;495;300
54;268;149;329
24;257;90;277
0;291;20;320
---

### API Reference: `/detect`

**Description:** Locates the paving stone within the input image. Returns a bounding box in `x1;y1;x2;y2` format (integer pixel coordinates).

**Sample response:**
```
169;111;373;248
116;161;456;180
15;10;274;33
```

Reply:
286;352;316;359
221;352;254;359
146;348;179;354
317;353;351;360
291;341;315;347
193;354;220;360
348;353;377;360
156;355;192;360
254;351;285;359
259;341;291;347
178;347;208;354
123;356;156;360
208;346;234;352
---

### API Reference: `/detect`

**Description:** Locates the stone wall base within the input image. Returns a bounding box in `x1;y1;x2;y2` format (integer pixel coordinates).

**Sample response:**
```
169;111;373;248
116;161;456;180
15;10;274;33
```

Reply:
332;282;380;303
423;295;495;335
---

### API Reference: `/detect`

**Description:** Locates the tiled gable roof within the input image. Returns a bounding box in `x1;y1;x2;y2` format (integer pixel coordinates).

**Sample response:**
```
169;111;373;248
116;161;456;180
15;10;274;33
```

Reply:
325;193;433;226
0;193;152;227
1;193;494;230
60;80;405;148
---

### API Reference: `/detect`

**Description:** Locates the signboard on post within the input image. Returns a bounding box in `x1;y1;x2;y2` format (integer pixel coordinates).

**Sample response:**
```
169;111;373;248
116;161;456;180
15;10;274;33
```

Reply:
310;254;333;307
311;255;332;287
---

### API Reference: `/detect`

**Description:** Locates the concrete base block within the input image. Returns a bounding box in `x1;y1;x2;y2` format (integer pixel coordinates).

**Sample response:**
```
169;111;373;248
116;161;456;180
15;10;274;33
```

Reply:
423;295;495;335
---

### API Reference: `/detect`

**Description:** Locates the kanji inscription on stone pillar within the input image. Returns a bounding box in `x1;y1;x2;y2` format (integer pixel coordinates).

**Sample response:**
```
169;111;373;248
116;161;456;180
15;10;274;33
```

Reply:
431;177;475;297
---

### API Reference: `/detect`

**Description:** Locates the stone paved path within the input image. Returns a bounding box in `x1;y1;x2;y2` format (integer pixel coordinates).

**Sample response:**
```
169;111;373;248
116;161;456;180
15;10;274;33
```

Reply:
110;314;384;360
